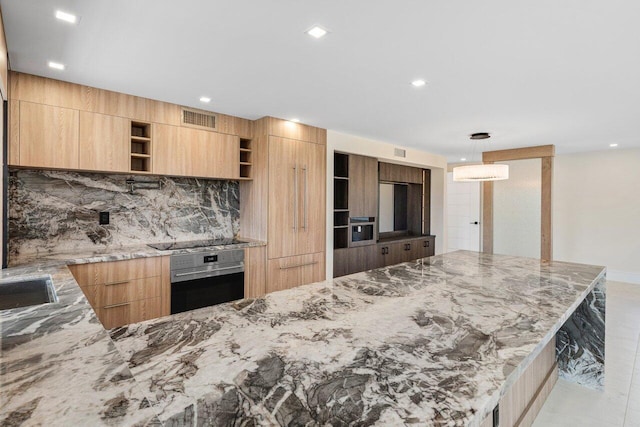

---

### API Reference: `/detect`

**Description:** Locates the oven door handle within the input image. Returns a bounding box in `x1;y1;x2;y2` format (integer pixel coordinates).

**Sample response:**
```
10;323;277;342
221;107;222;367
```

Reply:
174;265;243;277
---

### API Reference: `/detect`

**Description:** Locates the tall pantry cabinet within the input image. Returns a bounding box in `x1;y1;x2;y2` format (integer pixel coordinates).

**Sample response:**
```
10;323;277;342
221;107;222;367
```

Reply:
240;117;326;295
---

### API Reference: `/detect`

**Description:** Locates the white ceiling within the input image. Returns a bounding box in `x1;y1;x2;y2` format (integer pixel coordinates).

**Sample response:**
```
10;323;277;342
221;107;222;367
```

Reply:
2;0;640;161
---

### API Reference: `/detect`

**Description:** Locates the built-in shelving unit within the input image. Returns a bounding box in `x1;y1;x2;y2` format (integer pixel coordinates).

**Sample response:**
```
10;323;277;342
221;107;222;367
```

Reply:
130;121;152;173
239;138;252;179
333;153;349;249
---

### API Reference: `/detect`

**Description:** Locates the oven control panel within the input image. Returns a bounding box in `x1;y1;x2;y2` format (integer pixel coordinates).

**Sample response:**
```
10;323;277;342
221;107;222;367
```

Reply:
203;255;218;263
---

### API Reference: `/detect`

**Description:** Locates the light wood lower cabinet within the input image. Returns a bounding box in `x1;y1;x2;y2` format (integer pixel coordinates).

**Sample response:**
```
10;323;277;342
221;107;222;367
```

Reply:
81;277;161;308
267;252;324;293
69;257;161;286
68;257;169;329
245;246;266;298
480;337;557;427
95;297;162;329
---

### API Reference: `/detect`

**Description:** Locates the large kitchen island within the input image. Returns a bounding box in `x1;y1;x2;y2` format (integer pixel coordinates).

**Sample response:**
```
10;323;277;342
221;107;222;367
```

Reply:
1;250;606;426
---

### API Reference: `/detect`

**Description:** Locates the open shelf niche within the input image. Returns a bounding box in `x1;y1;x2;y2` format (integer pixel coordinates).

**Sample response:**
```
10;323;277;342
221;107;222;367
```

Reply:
239;138;252;179
130;121;152;173
333;152;350;249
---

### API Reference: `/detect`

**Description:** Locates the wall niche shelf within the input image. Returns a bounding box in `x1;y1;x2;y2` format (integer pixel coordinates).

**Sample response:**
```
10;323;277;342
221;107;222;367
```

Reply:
333;152;350;249
130;121;151;173
130;121;152;173
239;138;252;179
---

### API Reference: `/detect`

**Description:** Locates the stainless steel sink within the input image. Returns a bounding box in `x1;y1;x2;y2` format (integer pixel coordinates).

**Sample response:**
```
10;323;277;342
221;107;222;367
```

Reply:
0;275;58;310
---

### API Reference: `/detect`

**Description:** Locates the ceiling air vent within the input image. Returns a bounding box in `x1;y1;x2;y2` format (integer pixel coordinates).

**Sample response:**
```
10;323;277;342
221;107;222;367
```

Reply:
394;148;406;158
182;108;216;130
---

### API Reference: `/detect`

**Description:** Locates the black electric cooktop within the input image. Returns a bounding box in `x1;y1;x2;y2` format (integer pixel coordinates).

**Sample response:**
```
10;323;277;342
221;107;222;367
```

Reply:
147;238;246;251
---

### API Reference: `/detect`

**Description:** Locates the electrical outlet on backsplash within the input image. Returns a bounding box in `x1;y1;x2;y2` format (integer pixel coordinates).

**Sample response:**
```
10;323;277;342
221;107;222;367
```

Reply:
8;169;240;264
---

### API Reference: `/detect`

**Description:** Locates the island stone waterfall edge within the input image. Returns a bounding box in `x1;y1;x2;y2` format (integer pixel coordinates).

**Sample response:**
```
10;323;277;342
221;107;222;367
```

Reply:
556;276;606;390
7;169;240;265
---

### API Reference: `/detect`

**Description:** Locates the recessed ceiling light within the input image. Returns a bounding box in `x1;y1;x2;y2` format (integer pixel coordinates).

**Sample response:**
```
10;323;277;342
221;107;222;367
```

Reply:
55;10;77;24
609;143;618;147
290;118;300;123
199;96;211;103
48;61;65;70
460;158;467;161
306;26;328;39
411;79;427;87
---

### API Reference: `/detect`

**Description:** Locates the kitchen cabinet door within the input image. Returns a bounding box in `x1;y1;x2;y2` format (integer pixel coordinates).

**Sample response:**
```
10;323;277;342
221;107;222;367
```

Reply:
267;252;324;293
377;243;397;268
154;126;239;179
379;162;422;184
268;136;299;259
296;139;326;256
153;124;190;176
390;241;411;265
348;245;378;274
349;154;378;218
78;111;129;172
19;101;79;169
333;248;350;278
192;129;239;179
412;237;435;259
245;246;266;298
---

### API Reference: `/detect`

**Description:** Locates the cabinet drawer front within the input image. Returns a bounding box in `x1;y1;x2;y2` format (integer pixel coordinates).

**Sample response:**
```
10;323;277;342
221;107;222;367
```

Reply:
95;297;162;329
68;257;162;287
82;277;161;307
267;252;325;293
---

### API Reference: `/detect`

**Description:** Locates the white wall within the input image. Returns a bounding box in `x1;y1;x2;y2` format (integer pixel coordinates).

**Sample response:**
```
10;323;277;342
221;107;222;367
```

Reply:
554;148;640;283
326;130;447;279
493;159;542;258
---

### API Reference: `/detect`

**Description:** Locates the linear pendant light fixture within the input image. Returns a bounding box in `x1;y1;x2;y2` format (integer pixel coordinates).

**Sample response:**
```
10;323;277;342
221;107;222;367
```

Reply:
453;133;509;182
453;163;509;181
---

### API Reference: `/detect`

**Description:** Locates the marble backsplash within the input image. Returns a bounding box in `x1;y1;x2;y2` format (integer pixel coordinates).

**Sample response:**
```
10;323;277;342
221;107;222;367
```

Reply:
8;170;239;263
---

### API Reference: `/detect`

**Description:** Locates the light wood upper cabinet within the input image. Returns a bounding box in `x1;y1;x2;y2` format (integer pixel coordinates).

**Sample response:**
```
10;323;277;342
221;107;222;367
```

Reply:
154;124;192;177
197;129;239;179
78;111;130;172
0;12;7;100
18;102;79;169
154;124;239;179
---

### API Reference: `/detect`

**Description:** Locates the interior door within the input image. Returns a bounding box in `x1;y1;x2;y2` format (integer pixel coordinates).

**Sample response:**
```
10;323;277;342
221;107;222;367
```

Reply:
446;172;480;251
268;136;299;259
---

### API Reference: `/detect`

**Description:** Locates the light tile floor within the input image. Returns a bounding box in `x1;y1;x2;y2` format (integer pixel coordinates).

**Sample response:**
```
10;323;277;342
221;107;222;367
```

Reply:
533;281;640;427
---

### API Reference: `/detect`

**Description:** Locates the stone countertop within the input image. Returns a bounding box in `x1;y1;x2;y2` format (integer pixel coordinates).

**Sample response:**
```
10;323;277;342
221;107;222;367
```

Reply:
0;263;162;426
108;251;603;426
0;250;605;426
0;237;266;426
8;237;266;268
